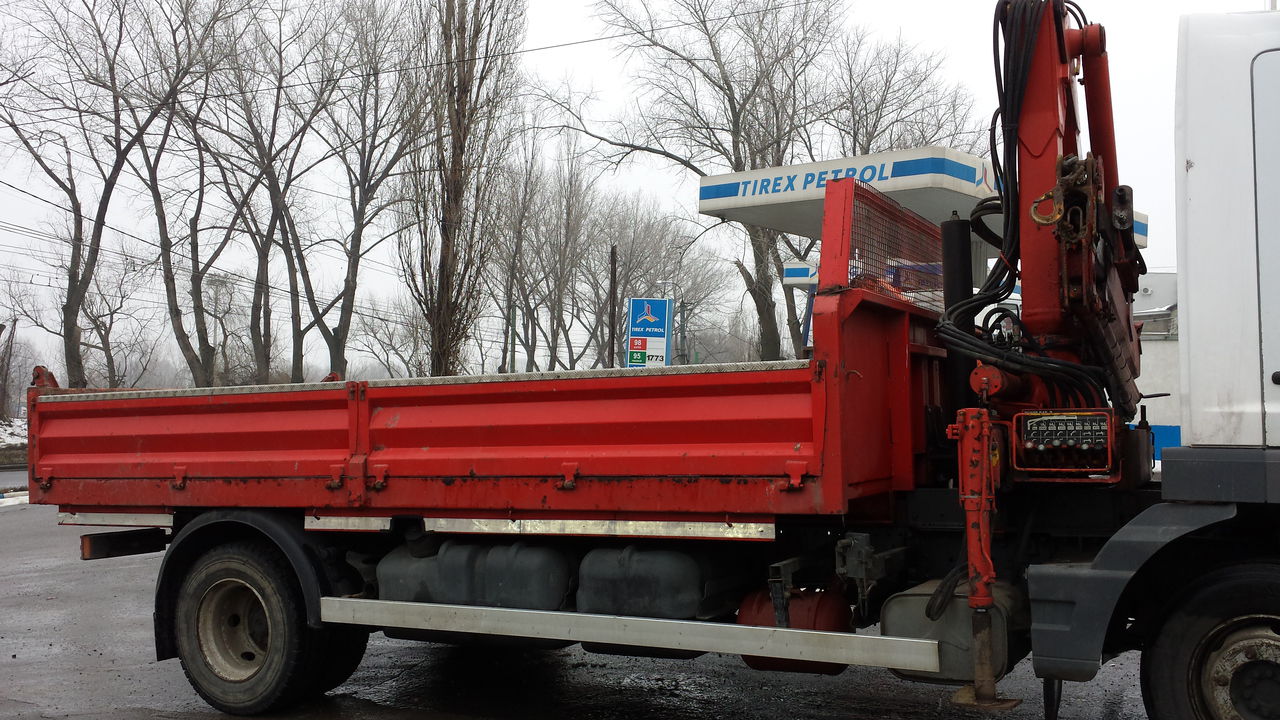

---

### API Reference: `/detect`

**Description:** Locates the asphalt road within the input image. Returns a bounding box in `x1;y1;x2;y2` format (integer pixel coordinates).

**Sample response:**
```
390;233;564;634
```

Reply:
0;503;1148;720
0;470;25;491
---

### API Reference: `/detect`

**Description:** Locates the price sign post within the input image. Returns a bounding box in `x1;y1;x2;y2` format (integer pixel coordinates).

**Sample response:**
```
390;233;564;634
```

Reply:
626;298;672;368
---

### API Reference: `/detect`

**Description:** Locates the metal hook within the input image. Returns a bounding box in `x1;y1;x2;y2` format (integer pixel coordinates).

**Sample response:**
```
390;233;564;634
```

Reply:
1030;187;1064;226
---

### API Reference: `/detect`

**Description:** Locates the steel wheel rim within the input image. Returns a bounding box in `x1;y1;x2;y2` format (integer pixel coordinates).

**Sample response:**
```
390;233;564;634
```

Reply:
196;578;271;682
1195;614;1280;720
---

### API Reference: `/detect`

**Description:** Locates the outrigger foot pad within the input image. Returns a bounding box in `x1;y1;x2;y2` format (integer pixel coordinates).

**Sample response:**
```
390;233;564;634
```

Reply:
950;685;1023;712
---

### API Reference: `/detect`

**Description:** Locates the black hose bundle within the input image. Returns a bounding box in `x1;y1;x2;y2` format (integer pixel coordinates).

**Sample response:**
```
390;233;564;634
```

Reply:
925;562;968;622
935;0;1109;408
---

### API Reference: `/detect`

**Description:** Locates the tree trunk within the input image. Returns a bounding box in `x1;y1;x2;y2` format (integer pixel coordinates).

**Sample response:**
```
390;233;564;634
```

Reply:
250;247;272;384
773;247;806;357
278;231;305;383
741;224;782;361
61;298;87;388
149;157;209;387
0;322;11;421
189;215;220;384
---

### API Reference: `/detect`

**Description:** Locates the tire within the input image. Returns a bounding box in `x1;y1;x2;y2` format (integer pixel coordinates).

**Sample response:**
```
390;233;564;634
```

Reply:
314;626;369;693
1142;562;1280;720
174;542;317;715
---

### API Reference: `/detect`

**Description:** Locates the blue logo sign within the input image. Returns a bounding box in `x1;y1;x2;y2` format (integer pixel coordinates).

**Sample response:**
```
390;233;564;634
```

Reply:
628;298;670;339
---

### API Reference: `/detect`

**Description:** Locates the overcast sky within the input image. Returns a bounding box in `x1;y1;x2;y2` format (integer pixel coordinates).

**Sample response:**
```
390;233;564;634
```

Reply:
524;0;1269;272
0;0;1269;335
2;0;1267;274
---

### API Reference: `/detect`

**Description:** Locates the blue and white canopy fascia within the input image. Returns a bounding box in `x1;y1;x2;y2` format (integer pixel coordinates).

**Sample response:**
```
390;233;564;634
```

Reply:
696;145;1148;247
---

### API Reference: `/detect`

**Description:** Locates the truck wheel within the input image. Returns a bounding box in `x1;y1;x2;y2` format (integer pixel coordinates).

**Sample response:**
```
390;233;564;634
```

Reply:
1142;563;1280;720
174;542;316;715
314;626;369;692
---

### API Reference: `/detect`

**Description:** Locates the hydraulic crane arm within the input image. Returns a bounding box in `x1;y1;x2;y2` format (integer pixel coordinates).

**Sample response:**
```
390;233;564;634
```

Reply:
938;0;1146;421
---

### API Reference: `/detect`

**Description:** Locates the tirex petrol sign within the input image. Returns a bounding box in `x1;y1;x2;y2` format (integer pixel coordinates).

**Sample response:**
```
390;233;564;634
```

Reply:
626;298;671;368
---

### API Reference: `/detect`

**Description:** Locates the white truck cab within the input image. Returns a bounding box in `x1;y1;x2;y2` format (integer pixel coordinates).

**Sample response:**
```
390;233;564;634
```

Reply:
1176;12;1280;447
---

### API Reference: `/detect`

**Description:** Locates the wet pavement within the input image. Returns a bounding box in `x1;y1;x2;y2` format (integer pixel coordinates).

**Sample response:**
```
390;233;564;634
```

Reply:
0;503;1147;720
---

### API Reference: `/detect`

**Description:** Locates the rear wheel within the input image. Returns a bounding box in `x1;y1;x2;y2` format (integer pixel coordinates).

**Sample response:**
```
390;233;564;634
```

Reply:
1142;563;1280;720
175;542;316;715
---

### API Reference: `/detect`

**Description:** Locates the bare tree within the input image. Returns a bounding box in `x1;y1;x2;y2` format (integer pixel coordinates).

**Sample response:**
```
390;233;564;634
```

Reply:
484;142;729;372
304;0;423;378
0;30;35;93
2;243;159;389
0;329;35;421
0;0;238;386
826;31;983;156
126;3;247;387
550;0;833;361
197;271;281;385
79;253;162;388
528;138;600;370
549;1;983;360
195;0;342;383
398;0;524;376
0;320;14;421
489;125;543;373
133;93;220;387
580;195;727;368
352;296;431;378
689;303;758;364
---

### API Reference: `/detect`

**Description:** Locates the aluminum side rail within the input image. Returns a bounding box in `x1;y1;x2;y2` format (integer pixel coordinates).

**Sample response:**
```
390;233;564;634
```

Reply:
321;597;940;673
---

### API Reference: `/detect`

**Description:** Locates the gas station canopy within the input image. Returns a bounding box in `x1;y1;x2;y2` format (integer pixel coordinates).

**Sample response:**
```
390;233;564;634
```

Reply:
696;146;1148;246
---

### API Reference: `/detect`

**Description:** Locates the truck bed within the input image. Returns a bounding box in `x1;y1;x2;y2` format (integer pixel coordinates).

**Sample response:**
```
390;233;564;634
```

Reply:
29;181;945;540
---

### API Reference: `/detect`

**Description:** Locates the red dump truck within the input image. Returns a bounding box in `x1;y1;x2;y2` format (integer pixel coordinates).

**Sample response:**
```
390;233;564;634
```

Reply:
25;3;1280;719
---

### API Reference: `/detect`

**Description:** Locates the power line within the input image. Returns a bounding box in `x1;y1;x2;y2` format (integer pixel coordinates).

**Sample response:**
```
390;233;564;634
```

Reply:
0;170;662;368
0;219;528;348
0;176;426;330
0;136;661;360
4;248;665;378
0;0;814;287
0;0;822;131
0;129;408;281
3;245;517;353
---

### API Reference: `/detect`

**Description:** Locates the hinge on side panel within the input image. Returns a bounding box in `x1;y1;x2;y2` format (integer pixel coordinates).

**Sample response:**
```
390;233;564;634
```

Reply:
171;465;187;491
556;463;578;491
36;466;52;491
369;464;389;492
779;460;808;491
327;464;344;490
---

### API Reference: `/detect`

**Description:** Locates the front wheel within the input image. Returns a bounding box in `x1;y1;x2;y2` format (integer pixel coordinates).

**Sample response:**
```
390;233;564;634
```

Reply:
174;542;317;715
1142;563;1280;720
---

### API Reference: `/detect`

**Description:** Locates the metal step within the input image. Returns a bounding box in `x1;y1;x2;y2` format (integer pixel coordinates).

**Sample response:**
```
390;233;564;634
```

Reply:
321;597;940;672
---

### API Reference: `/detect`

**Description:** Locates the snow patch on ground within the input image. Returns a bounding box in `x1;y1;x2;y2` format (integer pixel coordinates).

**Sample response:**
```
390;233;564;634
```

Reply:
0;418;27;448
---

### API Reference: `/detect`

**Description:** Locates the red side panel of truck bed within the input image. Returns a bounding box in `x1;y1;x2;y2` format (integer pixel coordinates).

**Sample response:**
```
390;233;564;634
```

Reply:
29;362;825;516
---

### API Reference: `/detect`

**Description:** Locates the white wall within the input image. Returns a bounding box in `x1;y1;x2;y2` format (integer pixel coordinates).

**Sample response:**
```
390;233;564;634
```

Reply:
1140;338;1182;428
